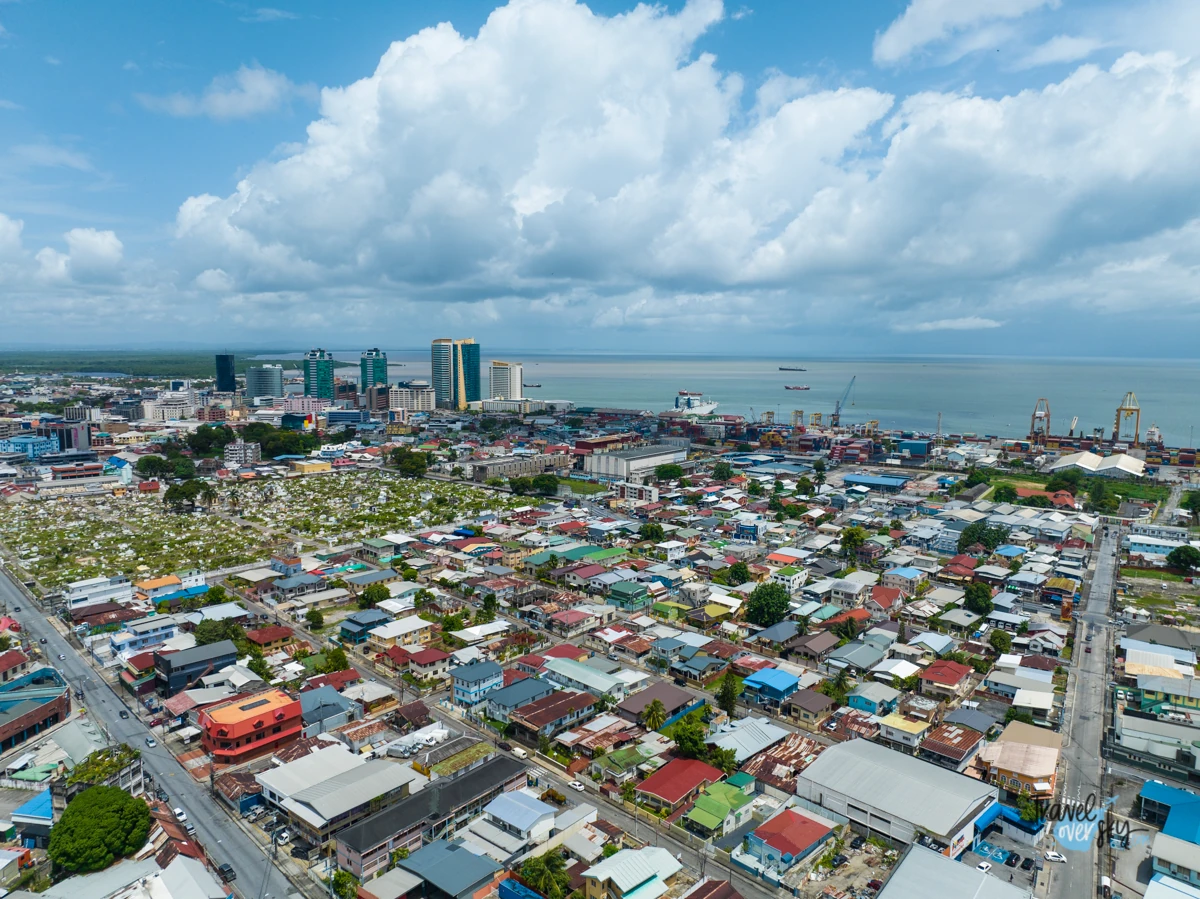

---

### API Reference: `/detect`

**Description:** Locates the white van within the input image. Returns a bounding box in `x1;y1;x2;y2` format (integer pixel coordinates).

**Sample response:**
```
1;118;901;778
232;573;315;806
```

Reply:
510;747;528;759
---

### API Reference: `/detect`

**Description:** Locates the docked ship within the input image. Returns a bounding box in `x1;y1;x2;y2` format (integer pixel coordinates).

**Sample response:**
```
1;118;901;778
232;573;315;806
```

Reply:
673;391;719;415
784;385;810;391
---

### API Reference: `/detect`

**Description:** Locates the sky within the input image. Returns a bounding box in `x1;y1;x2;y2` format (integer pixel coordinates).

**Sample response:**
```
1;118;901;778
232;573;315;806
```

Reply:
2;0;1200;355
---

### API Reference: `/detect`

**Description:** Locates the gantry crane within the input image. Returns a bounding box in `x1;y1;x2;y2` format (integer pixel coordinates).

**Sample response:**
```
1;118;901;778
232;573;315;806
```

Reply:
1113;391;1141;445
830;376;856;428
1030;398;1051;445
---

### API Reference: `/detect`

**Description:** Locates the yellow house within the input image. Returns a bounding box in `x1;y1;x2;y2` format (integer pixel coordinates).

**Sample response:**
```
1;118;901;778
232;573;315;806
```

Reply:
366;617;433;653
291;459;331;474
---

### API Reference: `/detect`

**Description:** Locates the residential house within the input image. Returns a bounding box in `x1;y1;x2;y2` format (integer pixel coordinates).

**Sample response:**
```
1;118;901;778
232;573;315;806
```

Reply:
508;690;597;742
741;809;835;873
741;669;800;711
341;609;392;646
919;660;973;700
975;740;1059;801
582;847;682;899
919;723;985;772
482;679;556;723
877;713;933;753
408;648;451;682
636;758;725;812
452;661;504;707
683;782;755;838
368;617;433;653
847;682;900;717
784;690;835;731
881;566;926;595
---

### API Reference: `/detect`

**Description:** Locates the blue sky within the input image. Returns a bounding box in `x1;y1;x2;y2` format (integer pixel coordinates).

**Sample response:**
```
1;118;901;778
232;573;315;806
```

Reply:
2;0;1198;354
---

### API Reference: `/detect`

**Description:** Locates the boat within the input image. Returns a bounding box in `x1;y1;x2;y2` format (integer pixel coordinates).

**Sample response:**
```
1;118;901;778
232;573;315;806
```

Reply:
674;391;719;416
523;383;541;388
784;385;810;391
779;366;807;371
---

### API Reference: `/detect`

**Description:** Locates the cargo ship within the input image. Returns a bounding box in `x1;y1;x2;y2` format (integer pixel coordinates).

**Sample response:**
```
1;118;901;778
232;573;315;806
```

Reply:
779;366;806;371
784;385;810;391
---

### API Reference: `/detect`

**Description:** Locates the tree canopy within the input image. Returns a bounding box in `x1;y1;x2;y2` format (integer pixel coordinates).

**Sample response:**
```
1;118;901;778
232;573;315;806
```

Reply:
390;448;428;478
840;526;868;557
744;582;790;627
711;461;733;481
726;561;750;586
638;522;665;542
654;463;684;481
531;474;560;496
992;483;1017;503
964;582;995;617
358;583;390;610
988;630;1013;653
48;785;151;873
1168;545;1200;572
642;698;667;731
194;618;245;646
521;850;571;899
716;670;741;716
957;521;1008;553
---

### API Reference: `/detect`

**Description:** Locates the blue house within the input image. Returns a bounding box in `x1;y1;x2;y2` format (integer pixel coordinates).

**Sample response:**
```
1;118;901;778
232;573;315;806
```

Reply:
742;668;800;710
847;682;900;716
1140;780;1200;890
340;609;392;645
741;808;833;874
453;660;503;707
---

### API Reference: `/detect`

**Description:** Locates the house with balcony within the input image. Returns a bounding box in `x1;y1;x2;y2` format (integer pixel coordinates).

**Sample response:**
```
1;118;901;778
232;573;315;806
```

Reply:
508;691;597;742
367;617;433;653
198;688;302;765
919;660;973;700
452;661;503;707
847;682;900;717
881;566;926;595
340;609;392;645
582;847;682;899
741;668;799;711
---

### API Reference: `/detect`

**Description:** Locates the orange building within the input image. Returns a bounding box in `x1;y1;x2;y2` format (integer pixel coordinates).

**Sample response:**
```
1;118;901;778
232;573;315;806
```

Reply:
197;688;302;764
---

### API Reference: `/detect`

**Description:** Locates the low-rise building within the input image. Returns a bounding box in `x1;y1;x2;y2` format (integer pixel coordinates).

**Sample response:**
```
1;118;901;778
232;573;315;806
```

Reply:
635;758;724;812
452;661;503;707
583;846;683;899
198;688;302;765
509;690;597;741
154;640;238;696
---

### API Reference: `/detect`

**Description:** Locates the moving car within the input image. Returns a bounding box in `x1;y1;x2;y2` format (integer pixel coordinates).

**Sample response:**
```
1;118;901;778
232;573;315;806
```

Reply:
1085;647;1092;653
39;638;47;644
184;822;196;836
217;863;236;882
58;654;65;660
173;808;187;822
145;737;157;748
119;710;130;719
1044;851;1066;863
567;781;586;792
976;862;992;873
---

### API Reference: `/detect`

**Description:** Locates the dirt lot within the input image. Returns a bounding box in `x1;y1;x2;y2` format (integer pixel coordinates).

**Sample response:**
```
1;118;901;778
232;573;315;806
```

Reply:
795;844;897;898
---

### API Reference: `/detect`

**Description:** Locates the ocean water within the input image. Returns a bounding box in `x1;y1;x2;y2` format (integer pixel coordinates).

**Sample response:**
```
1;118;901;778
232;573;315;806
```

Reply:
259;352;1200;446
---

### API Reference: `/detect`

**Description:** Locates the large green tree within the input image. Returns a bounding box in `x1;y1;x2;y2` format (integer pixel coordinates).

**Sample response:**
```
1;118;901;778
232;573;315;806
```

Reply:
992;484;1018;503
532;474;560;496
964;582;995;617
840;526;868;558
521;850;571;899
712;461;733;481
1168;545;1200;572
988;630;1013;653
194;619;245;646
670;715;708;759
726;561;750;586
957;522;1008;553
638;522;665;542
390;448;428;478
48;785;151;873
358;583;390;610
655;463;684;481
744;582;791;627
642;699;667;731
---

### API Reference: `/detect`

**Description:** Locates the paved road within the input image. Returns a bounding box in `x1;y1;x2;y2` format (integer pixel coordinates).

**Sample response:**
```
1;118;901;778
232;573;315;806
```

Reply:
0;567;300;899
1052;526;1119;899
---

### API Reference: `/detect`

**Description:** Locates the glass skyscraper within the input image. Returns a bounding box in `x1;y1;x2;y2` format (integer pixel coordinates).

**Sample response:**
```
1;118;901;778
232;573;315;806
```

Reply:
431;338;481;410
360;348;388;388
303;349;335;400
245;364;284;398
214;354;236;393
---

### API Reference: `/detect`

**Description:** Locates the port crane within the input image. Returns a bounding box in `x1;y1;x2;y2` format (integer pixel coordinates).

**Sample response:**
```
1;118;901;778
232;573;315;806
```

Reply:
830;376;856;428
1113;391;1141;445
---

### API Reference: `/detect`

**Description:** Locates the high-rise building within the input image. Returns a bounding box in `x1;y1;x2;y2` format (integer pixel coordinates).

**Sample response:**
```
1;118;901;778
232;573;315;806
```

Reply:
214;354;236;393
431;338;480;410
303;349;335;400
388;382;436;411
488;360;523;401
360;348;388;388
245;364;284;399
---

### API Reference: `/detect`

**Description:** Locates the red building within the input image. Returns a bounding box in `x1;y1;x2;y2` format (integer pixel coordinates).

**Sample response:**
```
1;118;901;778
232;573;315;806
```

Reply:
197;688;302;764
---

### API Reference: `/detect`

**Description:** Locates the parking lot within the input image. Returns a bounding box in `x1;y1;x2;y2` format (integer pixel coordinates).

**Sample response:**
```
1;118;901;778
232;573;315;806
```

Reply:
964;831;1043;891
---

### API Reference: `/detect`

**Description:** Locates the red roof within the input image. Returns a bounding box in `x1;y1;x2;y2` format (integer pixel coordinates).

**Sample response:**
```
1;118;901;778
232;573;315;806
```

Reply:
0;649;28;674
503;668;532;686
948;554;979;570
127;651;157;672
753;809;832;857
920;659;972;686
0;616;19;633
869;586;904;610
245;625;294;645
821;608;871;629
408;647;450;666
549;609;594;625
516;653;546;670
382;646;412;666
542;644;587;660
557;521;588;532
635;758;724;805
300;669;362;692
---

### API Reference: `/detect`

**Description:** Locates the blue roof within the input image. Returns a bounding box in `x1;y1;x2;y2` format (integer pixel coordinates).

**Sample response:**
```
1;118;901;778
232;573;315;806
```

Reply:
995;545;1027;557
399;839;501;897
1141;780;1197;807
274;573;324;589
454;660;503;684
842;473;912;488
1141;781;1200;842
887;566;923;579
13;788;52;821
743;668;799;691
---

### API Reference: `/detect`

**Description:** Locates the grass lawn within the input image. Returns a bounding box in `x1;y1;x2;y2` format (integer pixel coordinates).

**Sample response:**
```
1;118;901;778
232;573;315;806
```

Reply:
1122;567;1187;582
559;478;608;496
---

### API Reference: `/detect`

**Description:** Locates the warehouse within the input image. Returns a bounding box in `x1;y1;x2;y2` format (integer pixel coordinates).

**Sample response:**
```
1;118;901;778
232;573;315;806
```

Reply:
793;739;997;857
582;444;687;482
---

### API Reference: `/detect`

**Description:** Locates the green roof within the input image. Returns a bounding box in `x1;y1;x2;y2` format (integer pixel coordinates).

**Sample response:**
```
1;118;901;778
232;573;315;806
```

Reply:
811;604;841;621
610;581;649;598
586;547;628;561
777;566;800;576
362;538;393;549
430;742;495;777
685;804;725;832
725;772;755;789
704;782;753;810
562;546;601;561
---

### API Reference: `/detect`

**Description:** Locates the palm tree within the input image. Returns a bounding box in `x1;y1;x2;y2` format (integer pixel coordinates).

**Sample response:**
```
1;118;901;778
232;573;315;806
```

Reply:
642;699;667;731
522;851;568;899
620;780;636;804
795;614;812;637
830;667;851;696
199;482;218;508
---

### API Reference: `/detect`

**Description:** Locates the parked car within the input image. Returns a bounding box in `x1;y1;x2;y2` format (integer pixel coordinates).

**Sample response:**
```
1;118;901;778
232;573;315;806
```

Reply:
217;863;236;882
184;822;196;836
1021;857;1036;871
173;808;187;822
1005;853;1020;867
1085;647;1092;653
567;781;586;792
145;737;157;748
155;789;168;802
498;741;513;752
831;854;847;868
1044;851;1066;863
291;845;312;861
275;829;291;845
867;881;883;892
976;862;992;873
850;836;865;850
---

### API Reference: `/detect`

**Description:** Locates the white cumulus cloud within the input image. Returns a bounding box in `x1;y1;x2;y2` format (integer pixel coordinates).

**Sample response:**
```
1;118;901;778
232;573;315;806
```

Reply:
1015;34;1105;69
873;0;1055;65
137;64;314;120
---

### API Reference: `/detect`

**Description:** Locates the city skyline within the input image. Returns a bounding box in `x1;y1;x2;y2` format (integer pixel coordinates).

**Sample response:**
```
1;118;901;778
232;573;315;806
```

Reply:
1;0;1198;355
